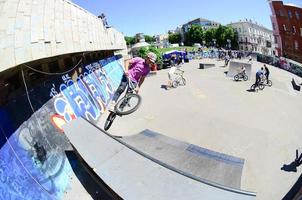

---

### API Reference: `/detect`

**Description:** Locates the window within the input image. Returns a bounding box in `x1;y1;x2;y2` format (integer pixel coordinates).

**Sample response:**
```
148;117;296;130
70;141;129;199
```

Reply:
294;40;298;50
288;10;292;18
239;28;241;32
283;24;287;31
293;26;296;34
295;11;300;20
300;28;302;37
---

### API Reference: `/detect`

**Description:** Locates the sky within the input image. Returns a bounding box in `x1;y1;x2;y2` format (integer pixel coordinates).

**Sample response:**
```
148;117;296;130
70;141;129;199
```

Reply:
72;0;302;36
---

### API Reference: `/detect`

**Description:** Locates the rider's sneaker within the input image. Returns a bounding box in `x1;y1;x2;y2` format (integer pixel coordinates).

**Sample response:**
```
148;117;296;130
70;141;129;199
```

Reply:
107;101;116;112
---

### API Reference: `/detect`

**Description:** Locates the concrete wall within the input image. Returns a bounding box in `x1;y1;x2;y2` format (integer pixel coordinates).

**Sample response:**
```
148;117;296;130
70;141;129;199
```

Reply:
0;0;127;72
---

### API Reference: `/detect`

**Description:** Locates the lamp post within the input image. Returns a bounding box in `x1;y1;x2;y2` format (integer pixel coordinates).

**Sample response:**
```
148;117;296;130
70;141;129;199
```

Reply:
227;39;231;50
212;38;216;48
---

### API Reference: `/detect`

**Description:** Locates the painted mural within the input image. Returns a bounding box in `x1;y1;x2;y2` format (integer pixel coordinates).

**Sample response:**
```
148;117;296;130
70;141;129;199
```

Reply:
0;55;124;199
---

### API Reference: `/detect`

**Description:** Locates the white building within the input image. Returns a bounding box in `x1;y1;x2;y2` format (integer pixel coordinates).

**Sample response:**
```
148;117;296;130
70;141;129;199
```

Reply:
228;20;275;56
155;34;169;48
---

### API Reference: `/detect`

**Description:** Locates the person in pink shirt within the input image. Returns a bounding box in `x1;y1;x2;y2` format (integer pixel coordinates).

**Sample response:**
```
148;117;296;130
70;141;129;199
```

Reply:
110;52;157;108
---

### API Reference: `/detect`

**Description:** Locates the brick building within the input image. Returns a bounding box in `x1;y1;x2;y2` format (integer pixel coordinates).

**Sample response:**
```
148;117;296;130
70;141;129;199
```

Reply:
269;0;302;63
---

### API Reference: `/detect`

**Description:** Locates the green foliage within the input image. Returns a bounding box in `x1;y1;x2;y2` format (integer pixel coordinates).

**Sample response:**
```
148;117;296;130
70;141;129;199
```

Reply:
137;46;162;63
185;25;203;45
184;25;239;49
145;35;156;43
137;47;149;58
168;33;181;44
204;28;215;45
149;46;162;63
125;36;135;45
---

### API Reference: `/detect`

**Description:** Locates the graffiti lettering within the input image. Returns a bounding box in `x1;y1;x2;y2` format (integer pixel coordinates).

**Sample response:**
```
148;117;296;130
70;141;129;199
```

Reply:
52;56;123;128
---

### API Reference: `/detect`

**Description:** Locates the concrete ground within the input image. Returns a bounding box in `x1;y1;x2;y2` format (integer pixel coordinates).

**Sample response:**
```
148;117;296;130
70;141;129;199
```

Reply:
98;58;302;200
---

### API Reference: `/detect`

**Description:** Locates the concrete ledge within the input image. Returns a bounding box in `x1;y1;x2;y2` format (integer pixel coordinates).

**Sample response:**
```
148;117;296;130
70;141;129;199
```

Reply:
199;63;216;69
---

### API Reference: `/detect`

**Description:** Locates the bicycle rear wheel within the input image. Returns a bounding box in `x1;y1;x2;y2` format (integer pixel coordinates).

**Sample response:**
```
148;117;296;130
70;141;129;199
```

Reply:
267;80;272;87
243;75;248;81
115;93;141;115
104;112;116;131
234;74;239;81
172;81;178;88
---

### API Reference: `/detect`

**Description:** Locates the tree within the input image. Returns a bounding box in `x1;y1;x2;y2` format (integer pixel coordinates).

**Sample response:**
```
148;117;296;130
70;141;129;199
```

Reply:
137;47;149;58
168;33;181;44
204;28;215;46
145;35;156;43
125;36;135;45
186;25;204;45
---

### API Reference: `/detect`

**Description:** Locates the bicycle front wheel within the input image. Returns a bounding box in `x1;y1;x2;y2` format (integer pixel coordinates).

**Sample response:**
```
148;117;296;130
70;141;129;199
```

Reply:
115;93;142;116
267;80;272;87
259;83;265;90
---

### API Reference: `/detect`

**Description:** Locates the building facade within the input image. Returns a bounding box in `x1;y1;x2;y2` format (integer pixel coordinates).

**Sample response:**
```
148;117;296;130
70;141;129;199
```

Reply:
176;18;220;43
269;0;302;63
228;20;275;56
182;18;221;32
155;34;169;48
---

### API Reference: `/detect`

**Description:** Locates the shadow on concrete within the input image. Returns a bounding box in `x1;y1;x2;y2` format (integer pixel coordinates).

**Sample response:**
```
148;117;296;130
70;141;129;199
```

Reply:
281;161;298;173
160;85;169;90
65;150;122;200
246;89;256;92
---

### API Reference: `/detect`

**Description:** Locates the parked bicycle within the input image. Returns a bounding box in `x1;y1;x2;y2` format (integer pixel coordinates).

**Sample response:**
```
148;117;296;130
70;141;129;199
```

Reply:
104;76;141;131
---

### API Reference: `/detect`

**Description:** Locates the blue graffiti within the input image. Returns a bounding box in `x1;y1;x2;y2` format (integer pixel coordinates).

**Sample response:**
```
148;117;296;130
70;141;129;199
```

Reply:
54;56;123;123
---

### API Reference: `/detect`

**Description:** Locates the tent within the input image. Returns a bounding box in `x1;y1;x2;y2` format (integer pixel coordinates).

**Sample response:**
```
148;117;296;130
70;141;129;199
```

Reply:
162;50;186;60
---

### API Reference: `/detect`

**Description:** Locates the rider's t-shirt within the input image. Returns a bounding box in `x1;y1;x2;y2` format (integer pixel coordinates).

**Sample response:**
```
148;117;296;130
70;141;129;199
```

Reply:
128;57;150;83
256;70;263;76
169;66;177;75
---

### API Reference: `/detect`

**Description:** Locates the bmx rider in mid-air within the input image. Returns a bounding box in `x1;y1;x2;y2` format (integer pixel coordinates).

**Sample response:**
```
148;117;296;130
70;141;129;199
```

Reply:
109;52;157;110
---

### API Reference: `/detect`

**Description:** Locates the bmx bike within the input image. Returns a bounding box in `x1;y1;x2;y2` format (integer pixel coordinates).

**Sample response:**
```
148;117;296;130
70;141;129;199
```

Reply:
234;72;248;81
104;76;141;131
170;70;186;88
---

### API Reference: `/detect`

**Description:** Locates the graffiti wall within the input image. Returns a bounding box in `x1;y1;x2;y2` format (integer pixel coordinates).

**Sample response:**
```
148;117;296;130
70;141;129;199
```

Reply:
0;55;124;199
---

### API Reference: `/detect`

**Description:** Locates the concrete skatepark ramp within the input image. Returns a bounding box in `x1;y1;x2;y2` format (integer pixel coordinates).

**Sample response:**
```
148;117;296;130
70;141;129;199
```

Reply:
63;118;256;200
227;61;252;78
122;129;245;189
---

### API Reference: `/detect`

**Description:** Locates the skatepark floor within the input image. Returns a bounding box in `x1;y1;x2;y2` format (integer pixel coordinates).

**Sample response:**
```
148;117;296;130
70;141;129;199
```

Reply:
97;58;302;200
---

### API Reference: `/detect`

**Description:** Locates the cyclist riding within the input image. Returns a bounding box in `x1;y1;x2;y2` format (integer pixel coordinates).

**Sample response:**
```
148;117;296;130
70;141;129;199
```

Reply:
109;52;157;110
168;66;182;86
239;65;246;76
255;67;264;87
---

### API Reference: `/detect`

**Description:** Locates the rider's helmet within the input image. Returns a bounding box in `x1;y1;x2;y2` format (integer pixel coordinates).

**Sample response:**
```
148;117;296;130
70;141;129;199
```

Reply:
147;52;157;63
